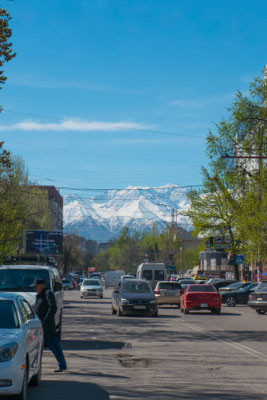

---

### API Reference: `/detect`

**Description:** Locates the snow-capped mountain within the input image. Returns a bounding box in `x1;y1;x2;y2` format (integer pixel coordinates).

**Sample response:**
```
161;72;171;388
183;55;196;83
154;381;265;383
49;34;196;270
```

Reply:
63;184;191;242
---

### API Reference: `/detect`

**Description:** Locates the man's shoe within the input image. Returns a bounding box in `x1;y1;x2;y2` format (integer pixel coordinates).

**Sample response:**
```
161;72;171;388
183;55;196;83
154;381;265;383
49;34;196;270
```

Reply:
54;367;67;372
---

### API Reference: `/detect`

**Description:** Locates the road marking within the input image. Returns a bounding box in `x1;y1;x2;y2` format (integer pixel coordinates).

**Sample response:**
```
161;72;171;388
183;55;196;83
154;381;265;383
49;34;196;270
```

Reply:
180;321;267;362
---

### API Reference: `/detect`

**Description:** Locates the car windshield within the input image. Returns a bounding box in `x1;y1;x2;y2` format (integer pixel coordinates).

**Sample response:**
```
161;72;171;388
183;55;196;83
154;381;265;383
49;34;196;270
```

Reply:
0;269;50;291
122;282;151;293
0;300;20;329
83;280;101;286
255;282;267;293
188;285;216;292
62;279;71;283
159;282;181;289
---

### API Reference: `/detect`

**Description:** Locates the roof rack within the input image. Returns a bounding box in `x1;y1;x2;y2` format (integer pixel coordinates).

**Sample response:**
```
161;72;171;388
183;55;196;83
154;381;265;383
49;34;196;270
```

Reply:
2;255;58;267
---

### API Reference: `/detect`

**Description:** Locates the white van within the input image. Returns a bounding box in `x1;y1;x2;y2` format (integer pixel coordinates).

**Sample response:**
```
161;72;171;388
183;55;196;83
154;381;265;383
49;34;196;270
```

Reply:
104;270;125;288
136;263;167;289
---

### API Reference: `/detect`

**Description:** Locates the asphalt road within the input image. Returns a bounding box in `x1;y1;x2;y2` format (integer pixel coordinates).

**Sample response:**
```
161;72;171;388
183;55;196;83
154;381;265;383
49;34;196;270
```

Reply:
28;288;267;400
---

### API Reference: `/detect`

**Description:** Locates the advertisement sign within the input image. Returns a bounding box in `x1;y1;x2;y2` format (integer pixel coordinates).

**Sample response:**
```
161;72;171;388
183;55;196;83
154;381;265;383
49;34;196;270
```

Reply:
25;230;63;255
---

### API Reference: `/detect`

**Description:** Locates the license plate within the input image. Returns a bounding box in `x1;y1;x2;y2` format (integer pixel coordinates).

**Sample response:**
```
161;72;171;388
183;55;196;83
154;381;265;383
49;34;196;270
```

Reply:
200;303;208;307
257;298;263;301
134;306;146;309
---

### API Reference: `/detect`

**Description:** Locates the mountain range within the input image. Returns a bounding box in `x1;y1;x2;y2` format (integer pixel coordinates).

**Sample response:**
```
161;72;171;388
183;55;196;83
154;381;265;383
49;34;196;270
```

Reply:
63;184;191;242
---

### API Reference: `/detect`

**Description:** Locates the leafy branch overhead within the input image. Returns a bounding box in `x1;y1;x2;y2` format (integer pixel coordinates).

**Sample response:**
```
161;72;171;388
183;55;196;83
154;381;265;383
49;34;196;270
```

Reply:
0;7;16;91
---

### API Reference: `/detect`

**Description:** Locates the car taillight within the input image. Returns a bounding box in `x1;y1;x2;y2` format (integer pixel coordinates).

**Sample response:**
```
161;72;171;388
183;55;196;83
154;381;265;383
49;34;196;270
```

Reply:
154;289;161;294
249;295;253;300
180;289;184;295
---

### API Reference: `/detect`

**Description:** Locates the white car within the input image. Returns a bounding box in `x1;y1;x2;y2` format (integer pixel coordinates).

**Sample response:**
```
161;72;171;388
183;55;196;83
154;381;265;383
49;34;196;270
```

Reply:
0;293;43;400
80;279;103;299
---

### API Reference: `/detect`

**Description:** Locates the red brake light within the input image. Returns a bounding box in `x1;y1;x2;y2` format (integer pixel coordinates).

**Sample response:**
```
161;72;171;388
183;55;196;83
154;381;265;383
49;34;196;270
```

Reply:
154;289;161;294
180;289;184;295
248;295;253;300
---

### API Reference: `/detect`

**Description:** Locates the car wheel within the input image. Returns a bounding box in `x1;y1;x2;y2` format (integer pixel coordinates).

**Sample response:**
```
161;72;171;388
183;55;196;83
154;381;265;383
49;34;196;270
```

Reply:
80;295;83;299
177;303;180;309
184;308;189;314
14;364;28;400
117;306;122;316
29;352;42;386
111;304;116;315
226;297;237;307
216;308;221;314
256;310;266;315
100;295;103;299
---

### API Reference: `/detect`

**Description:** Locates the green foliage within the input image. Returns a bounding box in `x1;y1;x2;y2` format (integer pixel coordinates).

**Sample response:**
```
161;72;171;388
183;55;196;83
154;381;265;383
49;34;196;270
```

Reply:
183;73;267;262
92;225;198;272
0;7;16;92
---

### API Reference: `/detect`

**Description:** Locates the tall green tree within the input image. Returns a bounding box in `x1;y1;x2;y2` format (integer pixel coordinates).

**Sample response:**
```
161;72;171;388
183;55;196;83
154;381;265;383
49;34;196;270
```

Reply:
183;73;267;264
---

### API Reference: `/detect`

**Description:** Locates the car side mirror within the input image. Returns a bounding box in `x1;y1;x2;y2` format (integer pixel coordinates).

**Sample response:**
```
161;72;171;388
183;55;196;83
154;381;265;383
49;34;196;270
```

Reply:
27;319;41;329
54;282;63;292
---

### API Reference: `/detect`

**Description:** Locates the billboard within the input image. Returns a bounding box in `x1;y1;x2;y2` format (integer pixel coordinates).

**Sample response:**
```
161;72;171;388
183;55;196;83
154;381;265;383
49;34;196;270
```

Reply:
25;230;63;255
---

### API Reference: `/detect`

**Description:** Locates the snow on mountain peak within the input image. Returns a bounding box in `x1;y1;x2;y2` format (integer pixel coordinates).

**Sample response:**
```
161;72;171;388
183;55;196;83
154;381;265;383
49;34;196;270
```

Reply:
63;184;191;242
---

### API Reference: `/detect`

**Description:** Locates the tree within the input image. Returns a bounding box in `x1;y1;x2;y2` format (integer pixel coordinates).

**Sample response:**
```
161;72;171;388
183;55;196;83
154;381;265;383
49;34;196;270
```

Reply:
183;73;267;265
0;7;16;95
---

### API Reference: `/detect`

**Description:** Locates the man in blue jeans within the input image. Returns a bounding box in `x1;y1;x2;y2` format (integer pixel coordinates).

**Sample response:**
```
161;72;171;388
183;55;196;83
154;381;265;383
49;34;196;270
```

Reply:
34;278;67;372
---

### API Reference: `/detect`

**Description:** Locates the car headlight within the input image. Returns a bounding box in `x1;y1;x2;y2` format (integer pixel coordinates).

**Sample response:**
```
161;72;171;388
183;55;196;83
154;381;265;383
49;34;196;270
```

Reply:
120;298;130;304
150;300;157;304
0;342;18;362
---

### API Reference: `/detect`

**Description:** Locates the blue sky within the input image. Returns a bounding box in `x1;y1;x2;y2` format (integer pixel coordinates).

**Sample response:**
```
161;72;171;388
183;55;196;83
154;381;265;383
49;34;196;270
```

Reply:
0;0;266;195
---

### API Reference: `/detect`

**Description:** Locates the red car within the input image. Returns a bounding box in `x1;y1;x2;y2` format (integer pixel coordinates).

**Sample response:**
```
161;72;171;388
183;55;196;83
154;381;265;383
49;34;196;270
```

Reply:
180;284;221;314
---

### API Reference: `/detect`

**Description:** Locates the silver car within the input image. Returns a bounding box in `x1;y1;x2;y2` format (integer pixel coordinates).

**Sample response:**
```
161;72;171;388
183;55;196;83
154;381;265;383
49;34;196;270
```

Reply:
80;279;103;299
0;293;43;399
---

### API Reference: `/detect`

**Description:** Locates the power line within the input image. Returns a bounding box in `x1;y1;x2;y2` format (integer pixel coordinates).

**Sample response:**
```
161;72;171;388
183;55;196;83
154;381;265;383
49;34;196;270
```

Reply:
2;108;205;139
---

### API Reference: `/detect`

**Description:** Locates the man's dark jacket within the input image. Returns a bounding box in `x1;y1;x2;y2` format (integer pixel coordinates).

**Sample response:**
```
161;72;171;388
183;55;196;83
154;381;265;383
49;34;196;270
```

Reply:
35;288;57;339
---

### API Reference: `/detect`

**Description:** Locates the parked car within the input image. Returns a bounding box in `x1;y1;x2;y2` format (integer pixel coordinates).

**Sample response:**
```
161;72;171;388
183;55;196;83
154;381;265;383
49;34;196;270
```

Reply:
219;281;252;293
248;282;267;314
180;284;221;314
111;279;158;317
0;293;43;399
61;277;74;290
212;280;238;292
221;282;258;306
0;264;63;340
80;279;103;299
154;281;183;307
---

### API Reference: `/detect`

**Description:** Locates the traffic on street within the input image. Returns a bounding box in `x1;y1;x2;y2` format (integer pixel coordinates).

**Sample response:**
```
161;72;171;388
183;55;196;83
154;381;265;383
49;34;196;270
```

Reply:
9;278;266;400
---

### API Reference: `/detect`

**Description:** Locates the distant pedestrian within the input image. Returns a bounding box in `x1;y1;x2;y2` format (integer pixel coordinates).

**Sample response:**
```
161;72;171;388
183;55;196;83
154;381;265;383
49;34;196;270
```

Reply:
34;278;67;372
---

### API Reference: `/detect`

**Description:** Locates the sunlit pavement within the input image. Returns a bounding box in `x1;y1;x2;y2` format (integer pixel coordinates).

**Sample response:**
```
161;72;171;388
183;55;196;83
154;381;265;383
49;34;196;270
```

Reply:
28;289;267;400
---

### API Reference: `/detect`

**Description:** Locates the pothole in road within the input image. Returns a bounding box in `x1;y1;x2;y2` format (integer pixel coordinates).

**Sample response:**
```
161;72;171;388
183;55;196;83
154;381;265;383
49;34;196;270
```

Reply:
118;353;151;368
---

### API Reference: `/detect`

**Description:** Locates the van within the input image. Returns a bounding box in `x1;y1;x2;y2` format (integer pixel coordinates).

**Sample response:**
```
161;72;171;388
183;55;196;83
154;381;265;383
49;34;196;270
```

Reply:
136;263;167;289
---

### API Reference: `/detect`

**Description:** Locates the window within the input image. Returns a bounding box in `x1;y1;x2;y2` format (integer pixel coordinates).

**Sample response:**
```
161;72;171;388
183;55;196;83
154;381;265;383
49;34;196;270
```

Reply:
142;270;152;280
159;282;181;290
0;300;20;329
18;301;28;324
188;285;216;293
122;282;151;293
22;300;34;320
0;269;50;291
155;270;165;281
